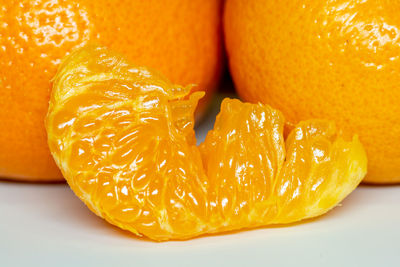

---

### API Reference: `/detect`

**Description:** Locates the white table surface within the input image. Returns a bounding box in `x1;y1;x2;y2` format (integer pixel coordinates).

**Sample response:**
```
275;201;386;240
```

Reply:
1;93;399;267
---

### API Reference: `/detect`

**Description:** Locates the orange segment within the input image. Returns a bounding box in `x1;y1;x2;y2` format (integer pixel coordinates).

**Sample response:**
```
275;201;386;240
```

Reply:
274;121;366;222
46;45;367;241
199;100;286;230
200;100;367;230
47;46;209;240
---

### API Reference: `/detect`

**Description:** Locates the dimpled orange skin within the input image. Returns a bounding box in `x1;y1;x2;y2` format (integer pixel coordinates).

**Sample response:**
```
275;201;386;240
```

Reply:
0;0;222;181
46;45;367;241
224;0;400;183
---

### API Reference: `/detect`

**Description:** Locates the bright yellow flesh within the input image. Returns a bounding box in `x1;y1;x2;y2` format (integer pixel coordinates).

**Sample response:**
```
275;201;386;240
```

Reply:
46;45;367;241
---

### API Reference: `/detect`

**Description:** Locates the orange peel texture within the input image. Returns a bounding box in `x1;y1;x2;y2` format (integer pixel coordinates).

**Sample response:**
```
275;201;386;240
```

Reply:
223;0;400;183
46;46;367;241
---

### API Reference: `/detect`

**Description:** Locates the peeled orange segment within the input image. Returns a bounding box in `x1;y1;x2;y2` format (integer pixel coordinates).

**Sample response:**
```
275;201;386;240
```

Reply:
46;45;367;241
47;46;209;239
200;100;367;231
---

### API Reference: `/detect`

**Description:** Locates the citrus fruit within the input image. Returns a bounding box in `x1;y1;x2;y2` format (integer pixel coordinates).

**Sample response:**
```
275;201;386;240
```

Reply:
224;0;400;183
45;45;367;241
0;0;222;181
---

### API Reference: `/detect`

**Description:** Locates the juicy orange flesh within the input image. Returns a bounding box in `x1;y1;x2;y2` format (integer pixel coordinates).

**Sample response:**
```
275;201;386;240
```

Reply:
46;46;367;241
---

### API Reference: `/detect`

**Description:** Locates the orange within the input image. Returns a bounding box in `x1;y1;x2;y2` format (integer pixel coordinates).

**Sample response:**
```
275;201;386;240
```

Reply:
45;45;367;241
0;0;222;181
224;0;400;183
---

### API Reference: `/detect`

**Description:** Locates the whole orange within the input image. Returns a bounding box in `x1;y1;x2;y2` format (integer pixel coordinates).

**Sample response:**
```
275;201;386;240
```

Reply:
224;0;400;183
0;0;222;181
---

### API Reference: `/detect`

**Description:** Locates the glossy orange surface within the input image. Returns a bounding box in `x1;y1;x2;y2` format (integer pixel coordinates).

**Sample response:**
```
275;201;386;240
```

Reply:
0;0;222;181
224;0;400;183
46;46;367;240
